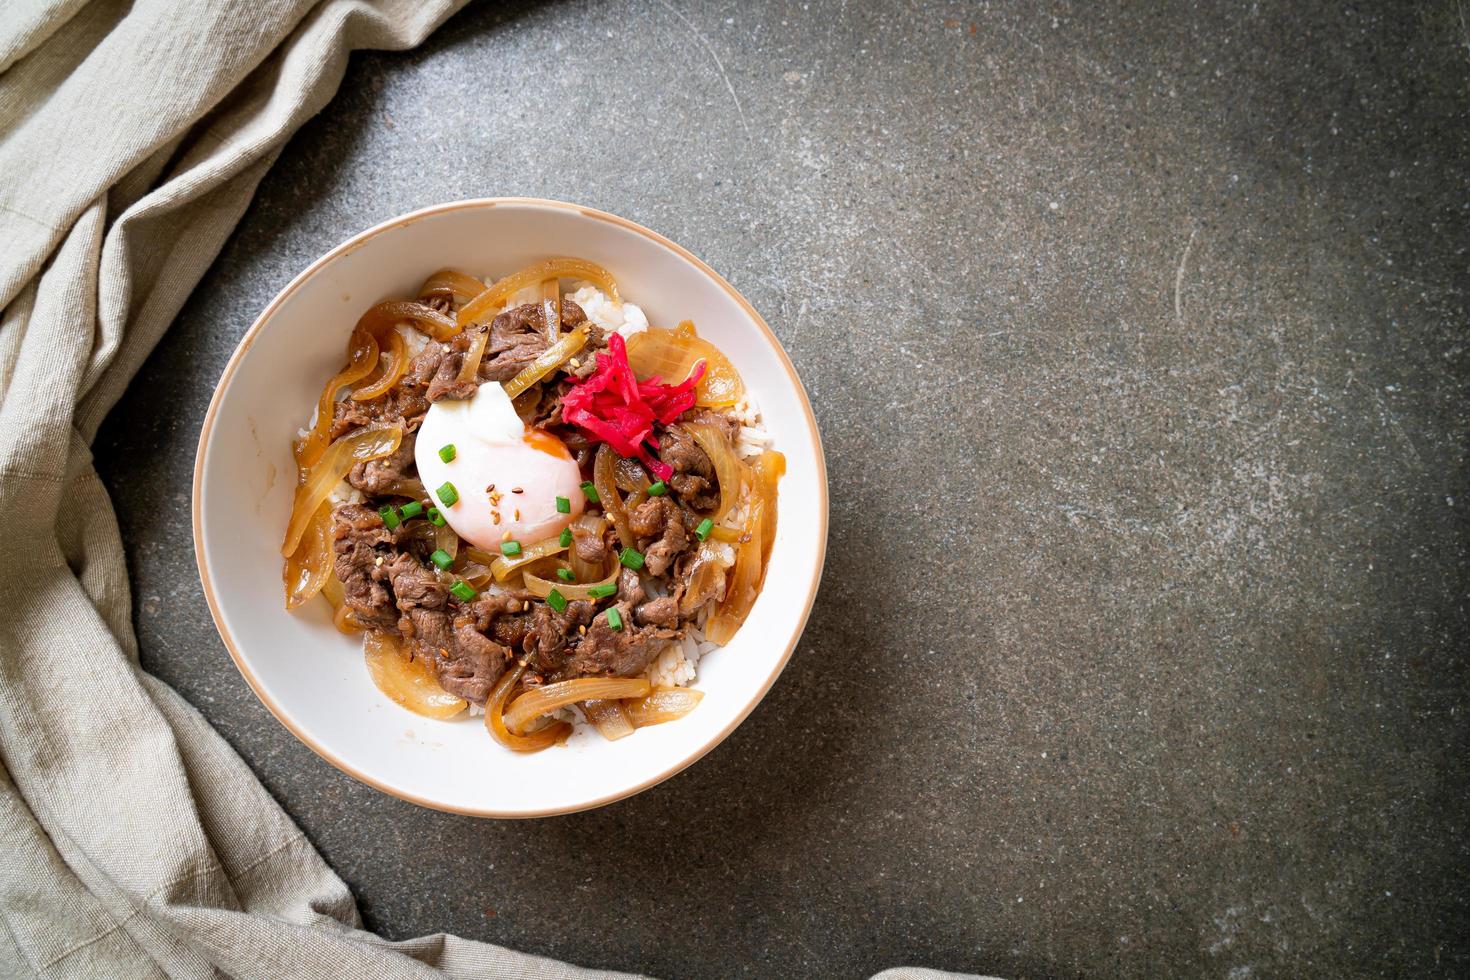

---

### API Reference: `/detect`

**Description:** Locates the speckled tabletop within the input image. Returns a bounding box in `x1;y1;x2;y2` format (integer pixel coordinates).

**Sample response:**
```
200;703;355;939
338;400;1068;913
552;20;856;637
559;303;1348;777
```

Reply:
94;1;1468;977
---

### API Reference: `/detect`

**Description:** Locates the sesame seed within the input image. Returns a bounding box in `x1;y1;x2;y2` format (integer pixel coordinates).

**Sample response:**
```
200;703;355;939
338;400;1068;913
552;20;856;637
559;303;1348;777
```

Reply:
513;509;520;520
512;487;524;494
501;530;512;542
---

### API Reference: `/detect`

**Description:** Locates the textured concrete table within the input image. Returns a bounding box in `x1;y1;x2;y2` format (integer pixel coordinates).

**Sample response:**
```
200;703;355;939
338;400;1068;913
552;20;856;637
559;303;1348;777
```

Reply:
95;2;1468;977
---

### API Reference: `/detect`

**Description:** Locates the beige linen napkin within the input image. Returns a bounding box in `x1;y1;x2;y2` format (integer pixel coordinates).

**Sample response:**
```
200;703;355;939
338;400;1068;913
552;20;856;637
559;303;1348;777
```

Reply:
0;2;994;978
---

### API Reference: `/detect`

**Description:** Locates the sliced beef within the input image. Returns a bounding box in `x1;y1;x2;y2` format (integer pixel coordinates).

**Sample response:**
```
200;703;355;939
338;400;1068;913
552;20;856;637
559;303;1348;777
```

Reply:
469;591;534;649
571;521;610;568
615;567;645;606
329;383;429;439
477;303;550;383
406;607;509;705
384;552;447;614
629;495;690;577
346;429;417;496
425;328;487;402
523;599;595;675
559;602;677;679
656;423;720;511
330;504;403;631
634;595;679;628
682;407;740;440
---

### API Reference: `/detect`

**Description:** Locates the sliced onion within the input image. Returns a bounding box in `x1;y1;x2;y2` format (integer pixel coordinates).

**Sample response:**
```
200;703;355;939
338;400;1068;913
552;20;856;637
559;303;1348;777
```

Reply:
419;268;488;303
754;448;785;564
686;422;745;524
486;662;569;751
504;677;650;735
352;326;408;401
434;521;460;563
679;540;731;616
522;564;619;601
489;533;567;581
281;425;402;556
501;322;590;399
568;513;607;582
458;329;489;384
461;546;499;568
540;278;561;343
357;299;458;341
364;632;466;720
625;321;744;407
294;333;378;468
625;687;705;727
332;603;366;635
613;456;652;494
320;568;344;609
583;699;635;741
456;257;620;329
594;444;636;550
705;491;765;645
283;500;334;609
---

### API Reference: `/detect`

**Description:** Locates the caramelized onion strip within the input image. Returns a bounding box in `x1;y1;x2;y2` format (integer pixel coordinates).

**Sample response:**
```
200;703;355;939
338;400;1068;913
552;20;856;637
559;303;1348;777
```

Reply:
357;299;458;341
294;334;378;468
625;687;705;727
594;444;636;550
457;257;620;328
351;327;408;401
501;323;590;399
521;564;619;601
283;501;334;608
486;662;570;751
457;329;489;384
281;425;402;556
364;632;466;720
685;422;745;524
504;677;650;735
567;514;607;582
419;268;488;303
583;699;635;741
489;534;567;581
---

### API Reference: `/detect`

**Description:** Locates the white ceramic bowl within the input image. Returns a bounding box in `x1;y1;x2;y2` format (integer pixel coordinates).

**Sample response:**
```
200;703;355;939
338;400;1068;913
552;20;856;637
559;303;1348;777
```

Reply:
193;199;827;817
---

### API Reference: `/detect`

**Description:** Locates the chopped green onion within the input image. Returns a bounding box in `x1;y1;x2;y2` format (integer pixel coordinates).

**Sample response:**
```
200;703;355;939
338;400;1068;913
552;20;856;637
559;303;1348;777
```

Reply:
399;501;424;519
427;507;446;527
619;547;645;571
647;480;668;496
555;495;571;514
436;481;459;507
556;567;575;582
580;480;599;503
501;540;522;557
695;518;714;541
546;588;568;612
438;444;456;463
429;549;453;571
450;580;477;602
605;607;624;631
587;583;617;600
560;526;573;547
379;505;401;530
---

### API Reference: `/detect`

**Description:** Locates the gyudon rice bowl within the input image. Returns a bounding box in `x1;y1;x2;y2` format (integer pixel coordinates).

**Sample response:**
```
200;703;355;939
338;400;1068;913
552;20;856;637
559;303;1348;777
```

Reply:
280;258;781;750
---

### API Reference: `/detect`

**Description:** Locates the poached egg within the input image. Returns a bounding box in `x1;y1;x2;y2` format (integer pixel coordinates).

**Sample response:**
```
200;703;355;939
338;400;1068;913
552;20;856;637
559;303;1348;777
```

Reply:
415;383;584;552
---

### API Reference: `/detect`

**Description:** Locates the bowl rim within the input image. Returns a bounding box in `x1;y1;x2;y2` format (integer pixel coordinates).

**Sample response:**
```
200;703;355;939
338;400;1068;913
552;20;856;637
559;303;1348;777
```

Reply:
191;197;829;818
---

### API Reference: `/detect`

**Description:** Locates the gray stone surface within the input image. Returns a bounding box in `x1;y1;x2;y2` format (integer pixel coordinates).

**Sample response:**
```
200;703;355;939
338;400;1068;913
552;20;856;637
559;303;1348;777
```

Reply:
94;1;1468;977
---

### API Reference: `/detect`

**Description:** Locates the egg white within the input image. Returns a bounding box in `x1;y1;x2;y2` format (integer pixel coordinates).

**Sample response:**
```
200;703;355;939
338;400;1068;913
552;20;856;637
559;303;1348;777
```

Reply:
415;384;584;552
